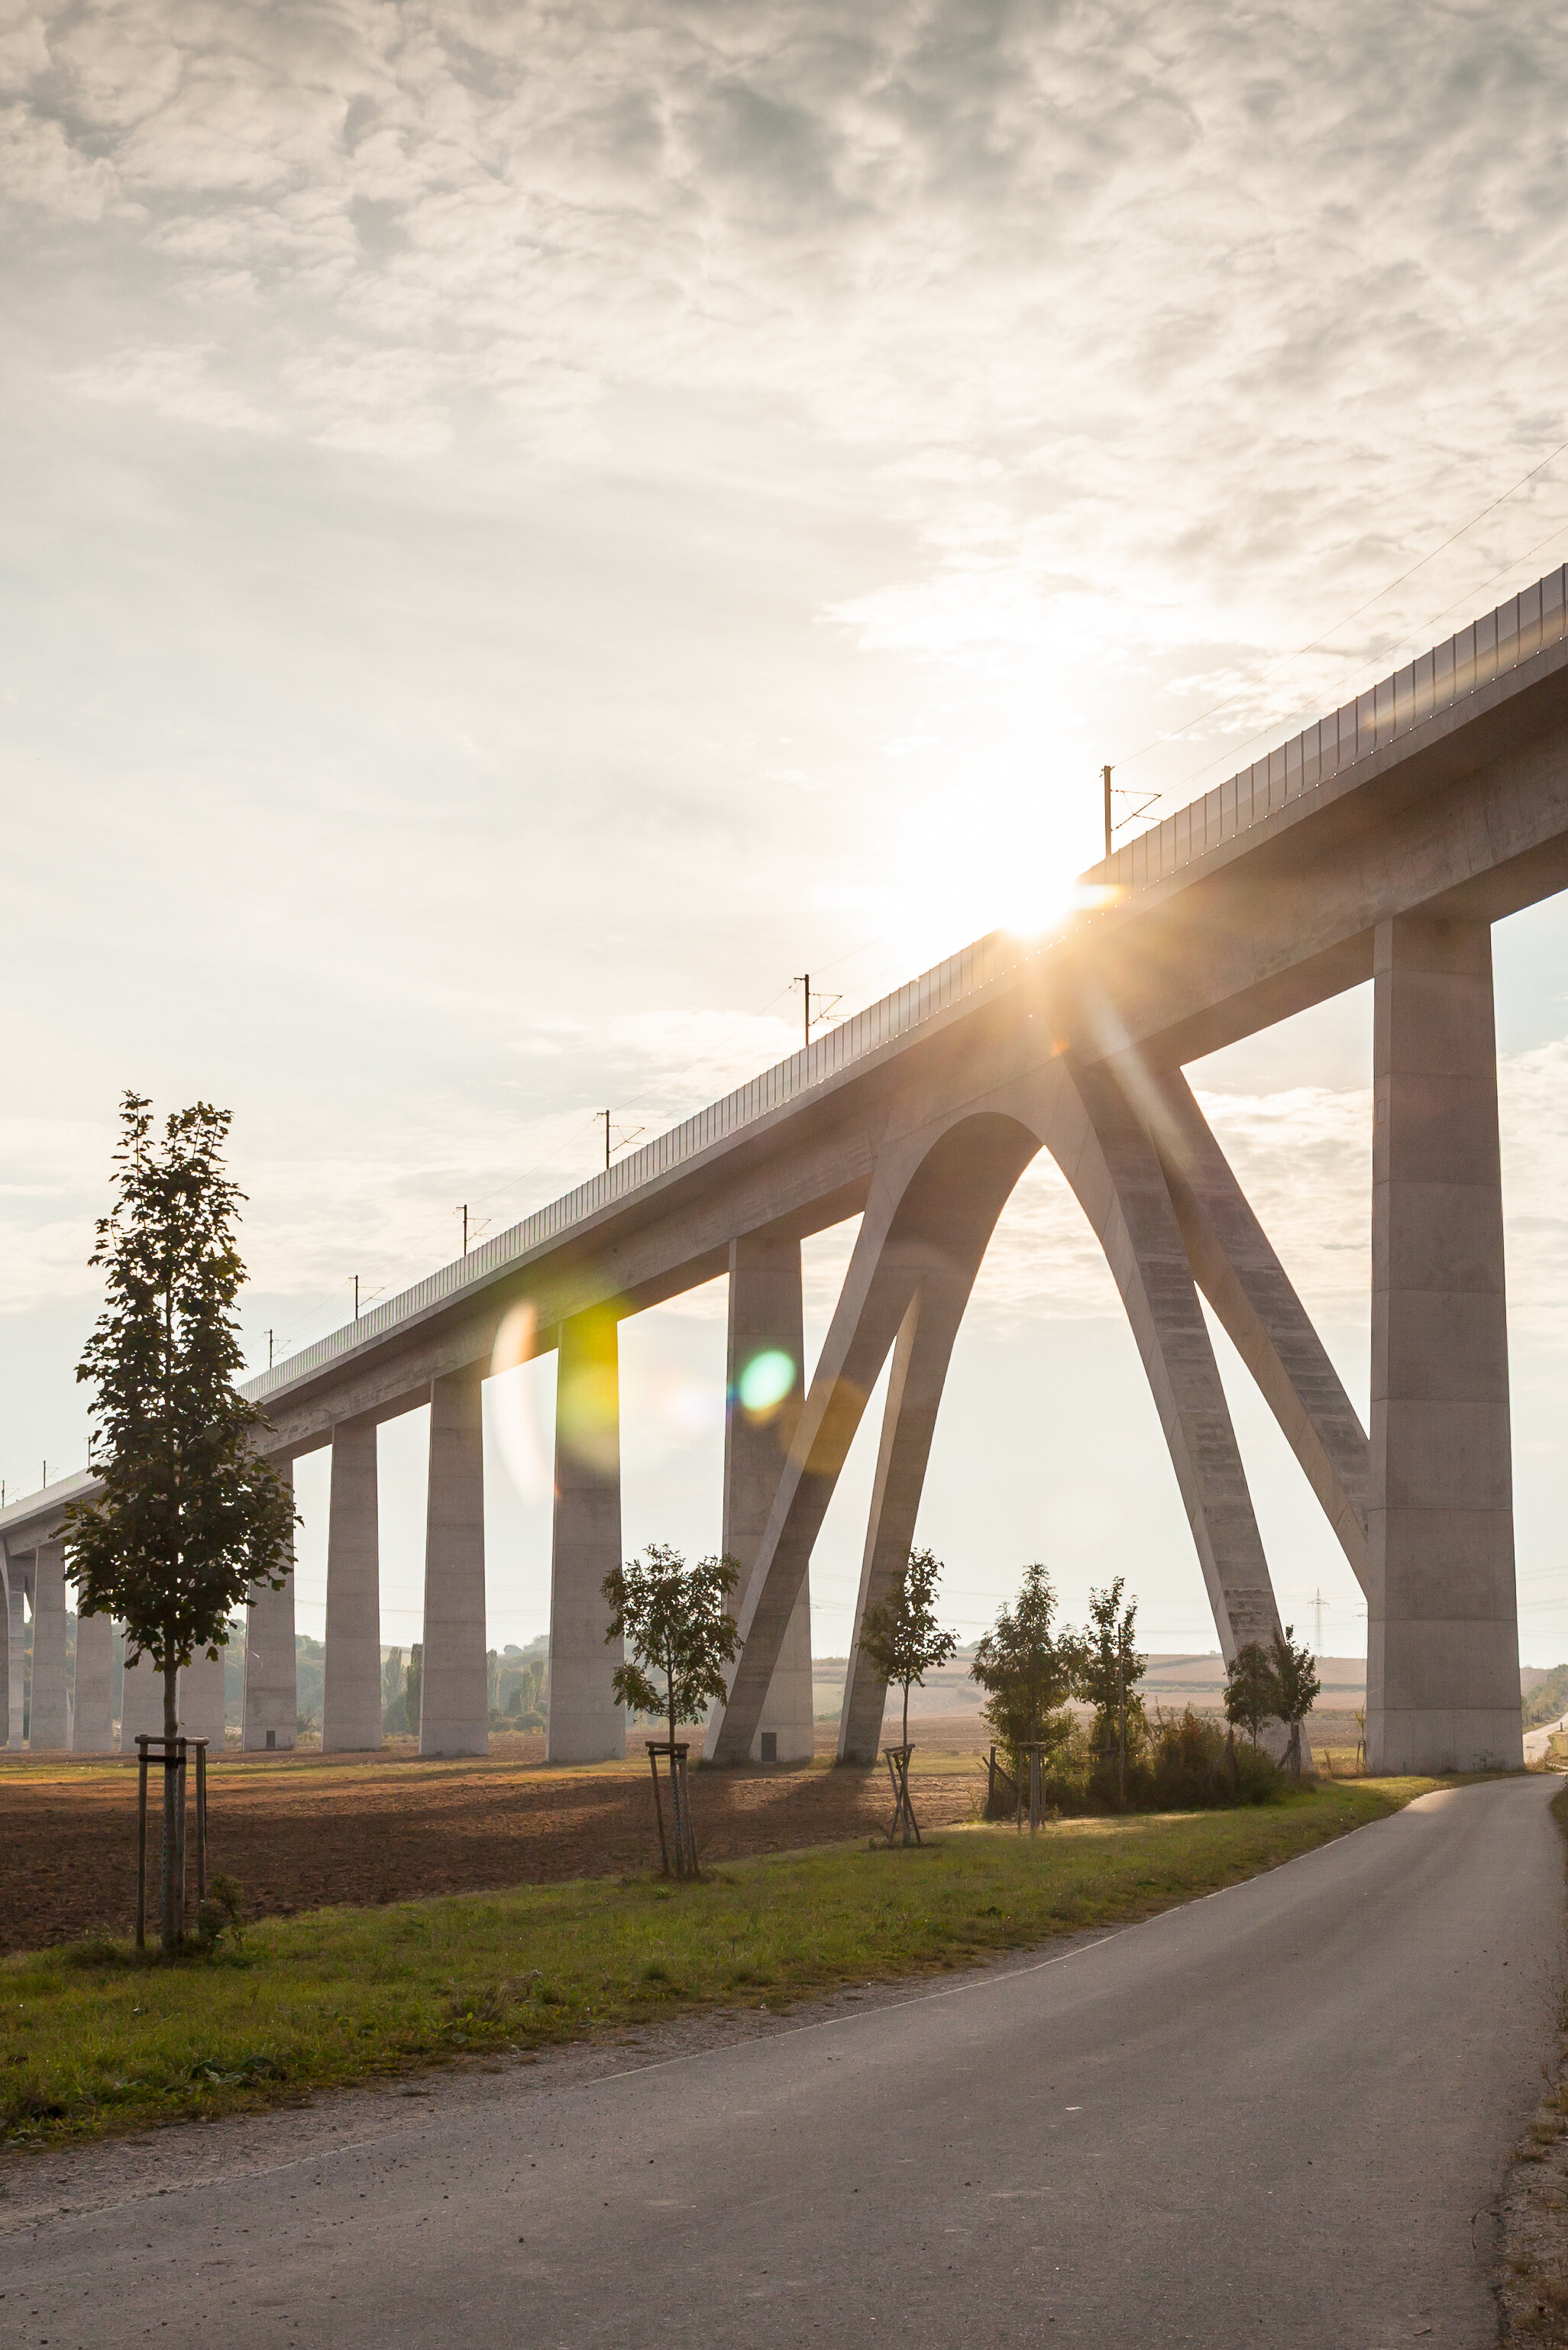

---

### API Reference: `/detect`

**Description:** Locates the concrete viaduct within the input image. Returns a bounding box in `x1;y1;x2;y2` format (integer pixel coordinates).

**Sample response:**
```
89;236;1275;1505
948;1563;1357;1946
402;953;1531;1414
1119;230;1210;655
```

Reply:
8;567;1568;1775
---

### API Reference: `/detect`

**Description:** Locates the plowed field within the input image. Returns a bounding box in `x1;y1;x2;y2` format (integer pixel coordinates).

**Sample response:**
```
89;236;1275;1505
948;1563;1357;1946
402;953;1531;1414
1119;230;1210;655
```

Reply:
0;1728;988;1954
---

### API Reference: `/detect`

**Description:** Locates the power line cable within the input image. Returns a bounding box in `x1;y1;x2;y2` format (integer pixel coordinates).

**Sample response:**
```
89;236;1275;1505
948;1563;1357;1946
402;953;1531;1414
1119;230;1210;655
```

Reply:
1106;430;1568;805
1114;511;1568;834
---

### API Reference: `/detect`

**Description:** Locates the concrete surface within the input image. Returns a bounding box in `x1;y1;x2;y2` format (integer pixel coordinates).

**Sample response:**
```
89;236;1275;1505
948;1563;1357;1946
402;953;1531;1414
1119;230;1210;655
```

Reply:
548;1313;627;1765
323;1416;383;1754
177;1647;226;1750
69;1608;114;1753
419;1370;488;1760
242;1459;296;1753
1369;916;1523;1773
722;1232;813;1764
26;1540;69;1750
118;1647;163;1747
0;1552;14;1747
2;1776;1560;2350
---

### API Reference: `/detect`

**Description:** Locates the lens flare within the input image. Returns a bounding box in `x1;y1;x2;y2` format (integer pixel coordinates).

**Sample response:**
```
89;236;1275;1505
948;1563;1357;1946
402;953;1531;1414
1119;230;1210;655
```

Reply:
737;1348;797;1417
491;1301;538;1377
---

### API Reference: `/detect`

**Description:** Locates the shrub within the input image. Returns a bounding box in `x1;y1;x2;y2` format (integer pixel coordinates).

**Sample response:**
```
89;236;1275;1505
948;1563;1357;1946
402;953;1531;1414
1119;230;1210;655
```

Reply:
1030;1707;1282;1814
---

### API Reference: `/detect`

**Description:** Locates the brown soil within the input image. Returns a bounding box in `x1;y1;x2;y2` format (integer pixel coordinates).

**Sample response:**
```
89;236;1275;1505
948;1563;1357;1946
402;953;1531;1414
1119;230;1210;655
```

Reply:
0;1734;988;1955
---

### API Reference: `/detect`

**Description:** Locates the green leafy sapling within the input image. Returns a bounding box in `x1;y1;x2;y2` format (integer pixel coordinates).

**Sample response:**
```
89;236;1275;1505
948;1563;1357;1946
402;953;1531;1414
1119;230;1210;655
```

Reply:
1224;1640;1282;1748
1270;1624;1321;1778
858;1546;960;1754
601;1542;744;1755
1075;1577;1147;1810
971;1560;1078;1769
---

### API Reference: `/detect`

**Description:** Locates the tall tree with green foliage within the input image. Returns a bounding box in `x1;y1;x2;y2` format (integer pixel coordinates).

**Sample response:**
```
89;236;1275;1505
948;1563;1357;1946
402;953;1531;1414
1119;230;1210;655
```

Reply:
63;1094;296;1951
1076;1578;1146;1810
859;1546;960;1754
971;1561;1077;1764
1224;1641;1281;1747
1270;1625;1321;1778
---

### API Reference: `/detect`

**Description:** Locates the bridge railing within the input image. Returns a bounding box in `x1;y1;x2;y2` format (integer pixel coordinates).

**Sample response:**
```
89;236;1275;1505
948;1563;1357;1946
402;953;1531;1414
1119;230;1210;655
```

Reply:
1088;562;1568;893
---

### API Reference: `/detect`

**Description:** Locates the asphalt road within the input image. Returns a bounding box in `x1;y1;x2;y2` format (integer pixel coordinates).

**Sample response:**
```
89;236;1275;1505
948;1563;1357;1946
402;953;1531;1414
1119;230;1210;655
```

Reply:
3;1776;1563;2350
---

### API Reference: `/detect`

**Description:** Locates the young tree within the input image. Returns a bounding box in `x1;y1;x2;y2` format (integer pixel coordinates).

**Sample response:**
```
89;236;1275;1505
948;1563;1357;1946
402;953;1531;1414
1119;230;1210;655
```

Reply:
602;1543;742;1876
1075;1578;1146;1812
1271;1624;1321;1778
860;1546;960;1754
63;1094;296;1951
971;1561;1077;1767
1224;1641;1281;1747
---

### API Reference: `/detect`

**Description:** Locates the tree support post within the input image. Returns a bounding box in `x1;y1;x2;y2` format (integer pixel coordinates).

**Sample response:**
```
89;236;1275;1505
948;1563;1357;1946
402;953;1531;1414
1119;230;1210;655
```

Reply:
883;1744;920;1847
646;1741;699;1879
1017;1741;1046;1831
136;1733;209;1951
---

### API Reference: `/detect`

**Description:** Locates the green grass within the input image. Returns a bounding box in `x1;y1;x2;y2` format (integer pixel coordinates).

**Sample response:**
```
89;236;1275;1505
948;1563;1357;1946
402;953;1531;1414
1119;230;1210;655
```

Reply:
1;1778;1438;2148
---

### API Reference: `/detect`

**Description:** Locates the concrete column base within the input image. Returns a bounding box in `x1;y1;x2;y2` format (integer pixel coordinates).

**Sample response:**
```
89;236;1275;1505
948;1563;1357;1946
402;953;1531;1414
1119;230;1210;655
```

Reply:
28;1541;70;1750
243;1459;297;1752
548;1314;626;1764
323;1417;383;1752
721;1233;813;1764
419;1369;488;1759
8;1567;21;1747
754;1579;814;1762
179;1647;228;1750
0;1553;13;1748
71;1611;115;1753
119;1647;165;1748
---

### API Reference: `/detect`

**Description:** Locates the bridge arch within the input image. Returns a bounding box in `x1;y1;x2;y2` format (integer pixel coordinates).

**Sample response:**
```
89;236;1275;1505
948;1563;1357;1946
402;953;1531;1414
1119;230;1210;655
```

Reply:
710;1055;1295;1766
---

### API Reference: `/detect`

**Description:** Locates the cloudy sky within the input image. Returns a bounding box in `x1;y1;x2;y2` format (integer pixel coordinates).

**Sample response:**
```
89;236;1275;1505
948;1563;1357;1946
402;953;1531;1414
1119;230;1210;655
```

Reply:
7;0;1568;1666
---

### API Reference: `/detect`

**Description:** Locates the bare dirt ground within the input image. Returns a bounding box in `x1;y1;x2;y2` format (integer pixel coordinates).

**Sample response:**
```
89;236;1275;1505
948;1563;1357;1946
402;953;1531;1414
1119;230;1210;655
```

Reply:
0;1731;991;1954
0;1698;1368;1955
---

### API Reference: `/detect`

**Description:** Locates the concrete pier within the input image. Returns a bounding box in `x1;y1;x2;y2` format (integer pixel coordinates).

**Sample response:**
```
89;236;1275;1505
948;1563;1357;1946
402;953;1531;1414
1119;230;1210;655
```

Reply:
7;1566;19;1747
119;1647;164;1747
28;1540;70;1749
0;1553;14;1747
419;1369;488;1758
243;1457;297;1751
548;1314;626;1763
322;1417;382;1752
1368;916;1523;1773
70;1610;115;1752
179;1646;227;1750
724;1234;813;1763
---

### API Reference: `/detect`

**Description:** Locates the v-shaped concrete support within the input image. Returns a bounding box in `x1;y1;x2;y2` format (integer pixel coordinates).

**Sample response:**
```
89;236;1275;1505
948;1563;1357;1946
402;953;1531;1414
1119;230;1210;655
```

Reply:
708;1112;1039;1764
1129;1065;1369;1594
1054;1056;1285;1660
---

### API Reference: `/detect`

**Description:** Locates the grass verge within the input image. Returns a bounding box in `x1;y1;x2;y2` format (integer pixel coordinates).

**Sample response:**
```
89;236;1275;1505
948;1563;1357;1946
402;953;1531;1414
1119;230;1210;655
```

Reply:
2;1777;1438;2149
